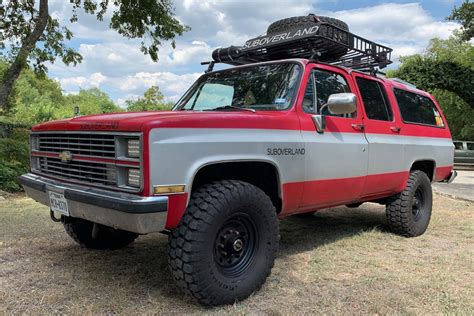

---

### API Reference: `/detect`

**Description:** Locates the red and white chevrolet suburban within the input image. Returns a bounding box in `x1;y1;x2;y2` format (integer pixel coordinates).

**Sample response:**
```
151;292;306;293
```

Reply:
20;15;457;306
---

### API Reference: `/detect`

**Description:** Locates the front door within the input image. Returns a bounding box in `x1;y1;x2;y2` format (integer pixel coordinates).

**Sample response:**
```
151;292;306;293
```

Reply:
297;64;369;210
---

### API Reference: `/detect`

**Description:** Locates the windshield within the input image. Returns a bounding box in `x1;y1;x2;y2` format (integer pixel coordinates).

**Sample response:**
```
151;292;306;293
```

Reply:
174;63;301;111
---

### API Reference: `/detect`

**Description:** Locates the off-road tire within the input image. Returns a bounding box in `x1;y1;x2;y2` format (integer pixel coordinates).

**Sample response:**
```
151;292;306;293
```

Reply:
267;14;349;60
168;180;279;306
267;15;348;34
62;217;138;249
385;170;433;237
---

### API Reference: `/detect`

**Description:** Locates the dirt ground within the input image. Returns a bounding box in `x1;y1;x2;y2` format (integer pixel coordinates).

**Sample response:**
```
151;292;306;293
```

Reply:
1;194;473;314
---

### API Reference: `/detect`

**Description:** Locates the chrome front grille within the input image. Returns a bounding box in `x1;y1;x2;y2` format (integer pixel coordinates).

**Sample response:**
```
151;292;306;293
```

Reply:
38;157;117;186
31;132;142;192
37;133;116;158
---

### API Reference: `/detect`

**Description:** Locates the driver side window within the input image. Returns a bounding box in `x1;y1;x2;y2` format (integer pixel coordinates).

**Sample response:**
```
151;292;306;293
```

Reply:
303;69;353;118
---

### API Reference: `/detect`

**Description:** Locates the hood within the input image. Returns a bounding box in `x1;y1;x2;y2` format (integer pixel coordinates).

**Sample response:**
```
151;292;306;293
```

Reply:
32;110;299;133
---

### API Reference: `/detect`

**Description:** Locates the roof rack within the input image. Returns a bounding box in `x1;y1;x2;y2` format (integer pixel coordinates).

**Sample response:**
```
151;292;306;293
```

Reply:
211;22;393;71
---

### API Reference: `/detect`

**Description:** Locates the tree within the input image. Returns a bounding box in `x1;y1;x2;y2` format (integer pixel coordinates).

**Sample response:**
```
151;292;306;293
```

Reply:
0;0;189;108
447;0;473;42
389;55;473;107
387;36;474;140
126;86;174;112
0;59;122;125
62;88;122;117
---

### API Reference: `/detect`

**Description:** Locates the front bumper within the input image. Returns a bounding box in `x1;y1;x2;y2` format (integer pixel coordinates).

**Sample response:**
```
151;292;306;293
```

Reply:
19;173;168;234
442;170;457;184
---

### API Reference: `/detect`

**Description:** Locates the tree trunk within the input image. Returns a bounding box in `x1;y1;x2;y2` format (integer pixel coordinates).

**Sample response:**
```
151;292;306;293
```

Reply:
0;0;49;109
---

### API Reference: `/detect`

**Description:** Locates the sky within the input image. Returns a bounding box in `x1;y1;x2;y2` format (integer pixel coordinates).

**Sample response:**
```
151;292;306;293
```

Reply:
45;0;463;107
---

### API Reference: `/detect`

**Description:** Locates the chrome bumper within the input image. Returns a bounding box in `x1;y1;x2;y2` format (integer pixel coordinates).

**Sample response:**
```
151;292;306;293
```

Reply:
19;173;168;234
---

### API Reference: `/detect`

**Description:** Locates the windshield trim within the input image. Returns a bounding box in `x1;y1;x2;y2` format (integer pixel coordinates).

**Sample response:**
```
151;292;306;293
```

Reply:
172;60;305;112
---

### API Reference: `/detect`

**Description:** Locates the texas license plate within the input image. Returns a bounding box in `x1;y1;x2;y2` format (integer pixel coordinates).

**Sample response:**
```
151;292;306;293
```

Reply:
49;191;69;216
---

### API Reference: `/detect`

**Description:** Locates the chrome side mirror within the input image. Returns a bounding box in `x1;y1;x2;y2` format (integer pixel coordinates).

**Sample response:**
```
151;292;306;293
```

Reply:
326;93;357;115
312;114;326;133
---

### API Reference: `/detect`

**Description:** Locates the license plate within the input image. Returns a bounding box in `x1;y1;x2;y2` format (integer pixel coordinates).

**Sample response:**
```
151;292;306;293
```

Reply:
49;191;69;216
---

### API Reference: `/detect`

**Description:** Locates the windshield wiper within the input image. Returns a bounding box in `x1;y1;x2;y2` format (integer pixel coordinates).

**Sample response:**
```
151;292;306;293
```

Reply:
205;105;256;113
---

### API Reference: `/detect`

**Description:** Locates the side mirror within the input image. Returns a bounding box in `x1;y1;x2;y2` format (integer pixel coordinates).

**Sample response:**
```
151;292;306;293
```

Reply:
311;93;356;134
326;93;357;115
312;114;326;133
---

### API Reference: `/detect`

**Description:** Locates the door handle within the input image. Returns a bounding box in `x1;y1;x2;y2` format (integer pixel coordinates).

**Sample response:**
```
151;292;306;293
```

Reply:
351;124;365;131
390;126;401;133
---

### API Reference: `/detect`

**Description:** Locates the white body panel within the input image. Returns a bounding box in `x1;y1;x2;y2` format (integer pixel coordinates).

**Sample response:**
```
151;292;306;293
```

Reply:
149;127;454;197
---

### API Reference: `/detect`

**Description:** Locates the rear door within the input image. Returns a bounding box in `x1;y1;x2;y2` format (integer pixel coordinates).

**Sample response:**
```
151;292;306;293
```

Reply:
353;74;406;198
297;64;368;210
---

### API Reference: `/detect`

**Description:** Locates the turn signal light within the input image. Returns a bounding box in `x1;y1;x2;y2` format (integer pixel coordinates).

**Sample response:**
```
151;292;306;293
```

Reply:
154;185;185;195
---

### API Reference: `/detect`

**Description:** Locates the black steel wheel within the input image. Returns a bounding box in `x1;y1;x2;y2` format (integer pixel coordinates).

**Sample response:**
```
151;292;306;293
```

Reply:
168;180;279;306
386;170;433;237
214;213;257;277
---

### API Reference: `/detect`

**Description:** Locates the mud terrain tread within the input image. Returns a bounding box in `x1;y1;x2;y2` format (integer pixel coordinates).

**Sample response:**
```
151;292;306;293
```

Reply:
168;180;279;306
267;15;349;34
385;170;432;237
63;217;138;249
266;15;349;60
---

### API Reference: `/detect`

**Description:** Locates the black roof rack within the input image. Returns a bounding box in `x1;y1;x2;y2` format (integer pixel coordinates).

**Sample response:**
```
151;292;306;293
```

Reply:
211;22;393;71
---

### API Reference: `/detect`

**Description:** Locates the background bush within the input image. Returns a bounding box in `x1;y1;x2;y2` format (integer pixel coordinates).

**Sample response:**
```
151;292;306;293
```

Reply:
0;126;30;192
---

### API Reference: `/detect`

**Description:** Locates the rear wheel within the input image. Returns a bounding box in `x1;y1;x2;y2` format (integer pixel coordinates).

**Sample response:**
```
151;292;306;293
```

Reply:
385;170;433;237
62;217;138;249
168;180;279;306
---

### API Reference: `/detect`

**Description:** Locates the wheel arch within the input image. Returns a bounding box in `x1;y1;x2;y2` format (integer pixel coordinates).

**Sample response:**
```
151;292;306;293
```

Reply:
410;159;436;181
189;159;283;213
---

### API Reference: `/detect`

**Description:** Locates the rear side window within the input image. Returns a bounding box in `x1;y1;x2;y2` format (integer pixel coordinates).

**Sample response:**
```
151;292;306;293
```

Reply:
356;77;393;121
394;88;445;127
467;143;474;151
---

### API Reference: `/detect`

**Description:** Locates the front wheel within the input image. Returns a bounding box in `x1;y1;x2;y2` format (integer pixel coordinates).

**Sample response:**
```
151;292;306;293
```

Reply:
168;180;279;306
62;217;139;249
385;170;433;237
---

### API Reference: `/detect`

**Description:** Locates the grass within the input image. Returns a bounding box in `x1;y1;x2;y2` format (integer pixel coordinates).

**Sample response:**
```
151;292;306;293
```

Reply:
0;194;473;314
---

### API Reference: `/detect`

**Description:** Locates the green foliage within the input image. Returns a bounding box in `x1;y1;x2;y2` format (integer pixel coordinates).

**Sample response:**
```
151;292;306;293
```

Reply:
431;89;474;140
390;55;473;106
60;88;123;117
447;0;473;42
388;36;474;140
0;132;30;192
0;0;82;75
126;86;174;111
426;37;474;70
0;60;122;125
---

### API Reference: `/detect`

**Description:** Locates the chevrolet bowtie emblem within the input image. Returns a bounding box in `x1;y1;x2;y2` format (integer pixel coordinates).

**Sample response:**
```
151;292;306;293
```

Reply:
58;151;72;163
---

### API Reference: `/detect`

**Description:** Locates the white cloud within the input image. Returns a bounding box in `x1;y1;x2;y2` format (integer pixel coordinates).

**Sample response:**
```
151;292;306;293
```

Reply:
58;72;107;91
116;72;201;94
329;3;459;43
320;3;459;62
45;1;460;104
